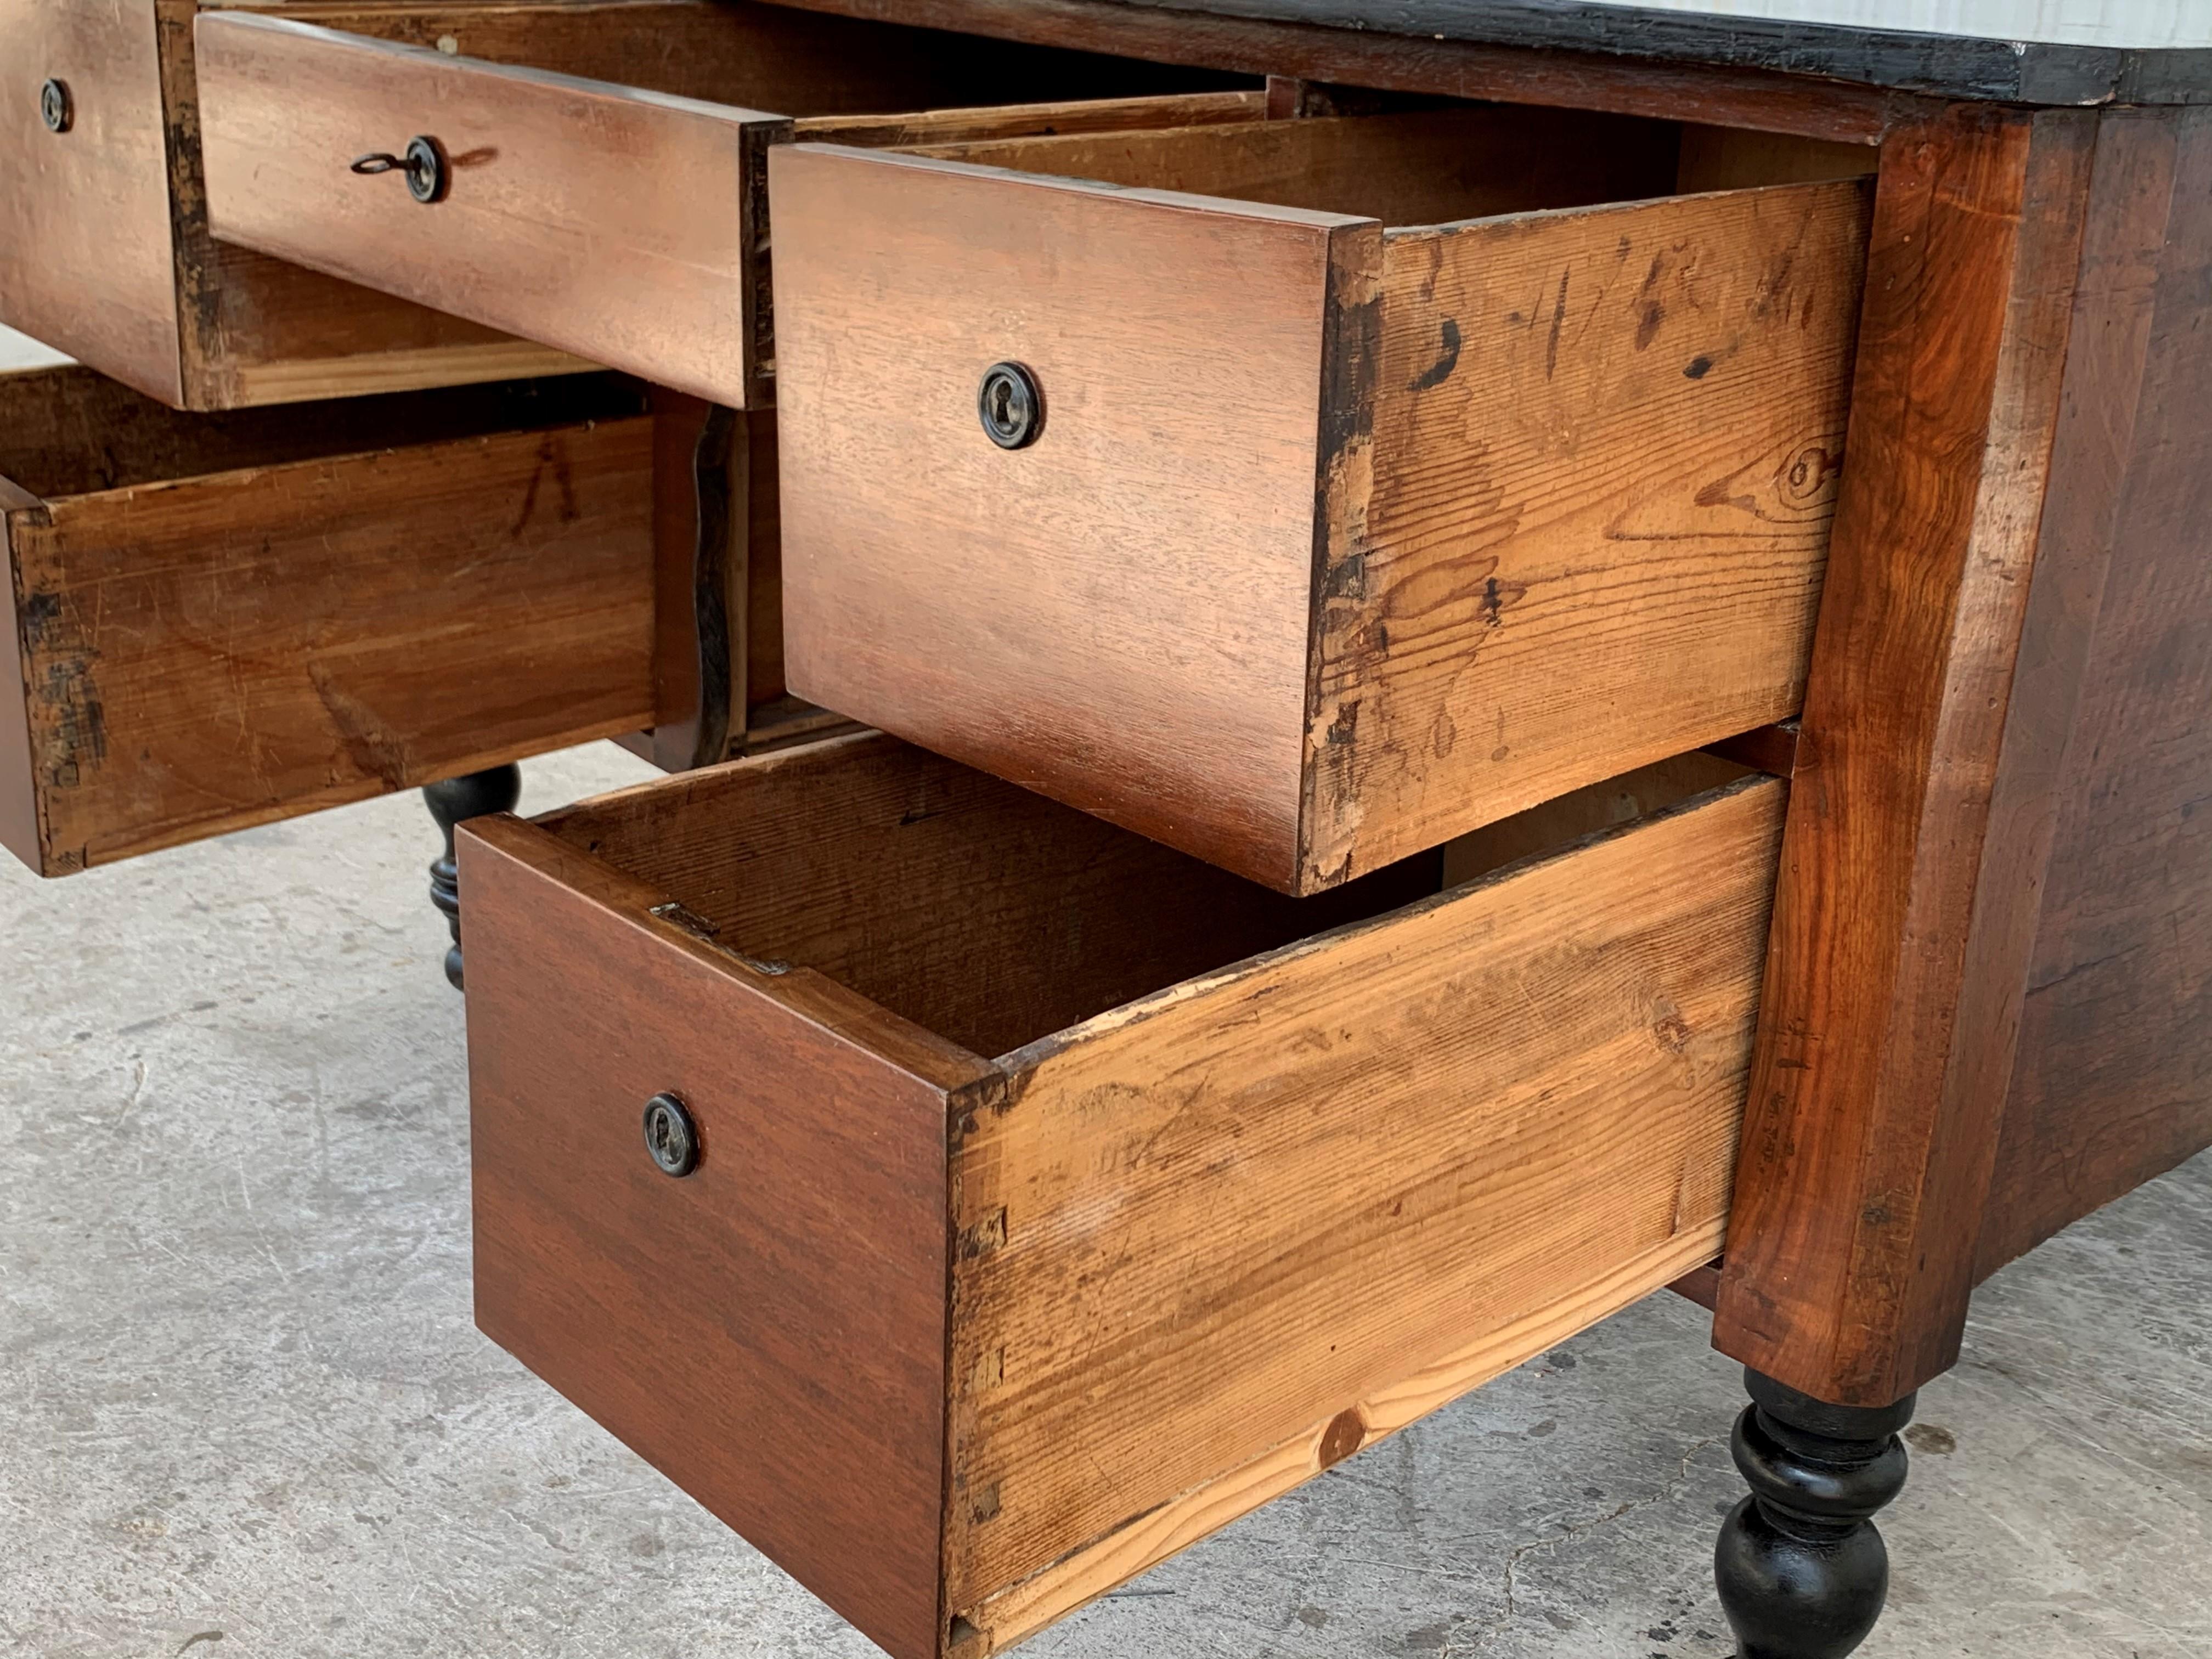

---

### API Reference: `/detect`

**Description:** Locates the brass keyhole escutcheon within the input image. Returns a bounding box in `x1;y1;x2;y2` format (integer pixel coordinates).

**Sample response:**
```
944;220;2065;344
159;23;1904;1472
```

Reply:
977;361;1043;450
641;1092;699;1178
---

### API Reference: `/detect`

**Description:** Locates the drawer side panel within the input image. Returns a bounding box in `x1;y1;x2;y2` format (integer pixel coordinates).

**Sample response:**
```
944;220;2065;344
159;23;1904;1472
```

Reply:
1305;178;1870;886
949;775;1787;1615
13;417;655;871
462;817;963;1659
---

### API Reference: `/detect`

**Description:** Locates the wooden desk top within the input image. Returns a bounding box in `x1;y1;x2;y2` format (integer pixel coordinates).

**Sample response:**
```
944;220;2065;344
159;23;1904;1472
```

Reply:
782;0;2212;105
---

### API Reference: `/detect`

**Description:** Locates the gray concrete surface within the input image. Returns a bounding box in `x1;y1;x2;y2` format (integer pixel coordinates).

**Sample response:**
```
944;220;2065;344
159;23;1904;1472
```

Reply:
2;739;2208;1659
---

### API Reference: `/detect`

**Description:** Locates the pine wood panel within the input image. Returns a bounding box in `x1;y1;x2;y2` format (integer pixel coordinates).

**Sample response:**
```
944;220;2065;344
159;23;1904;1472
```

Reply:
1;416;654;875
1712;105;2101;1407
1303;177;1867;885
944;775;1786;1610
462;816;982;1659
953;1229;1727;1655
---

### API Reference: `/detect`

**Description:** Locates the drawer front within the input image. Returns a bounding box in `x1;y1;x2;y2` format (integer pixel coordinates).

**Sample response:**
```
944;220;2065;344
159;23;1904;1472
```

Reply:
460;732;1785;1654
462;812;990;1659
0;0;185;404
0;371;657;875
196;14;783;409
772;131;1867;894
774;142;1363;882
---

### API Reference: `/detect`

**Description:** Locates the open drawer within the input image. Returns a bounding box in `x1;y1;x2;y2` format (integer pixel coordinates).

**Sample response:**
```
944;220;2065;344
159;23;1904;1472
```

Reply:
0;1;1207;410
460;728;1785;1657
769;108;1874;893
191;5;1245;409
0;365;652;876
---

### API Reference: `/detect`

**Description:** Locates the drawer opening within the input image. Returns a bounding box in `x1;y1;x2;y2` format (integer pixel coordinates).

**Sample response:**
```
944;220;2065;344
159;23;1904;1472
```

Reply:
0;365;656;876
884;104;1875;229
533;732;1759;1062
536;730;1444;1059
0;365;639;501
772;108;1870;895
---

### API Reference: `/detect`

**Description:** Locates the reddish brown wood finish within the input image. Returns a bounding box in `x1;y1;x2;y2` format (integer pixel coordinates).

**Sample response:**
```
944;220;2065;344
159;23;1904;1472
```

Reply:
0;0;188;404
195;14;789;409
1976;108;2212;1274
464;817;983;1659
1713;105;2101;1407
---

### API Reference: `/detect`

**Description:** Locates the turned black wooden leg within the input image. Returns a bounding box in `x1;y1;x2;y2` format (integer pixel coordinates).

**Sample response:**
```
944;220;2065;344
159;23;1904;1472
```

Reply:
1714;1368;1915;1659
423;764;522;991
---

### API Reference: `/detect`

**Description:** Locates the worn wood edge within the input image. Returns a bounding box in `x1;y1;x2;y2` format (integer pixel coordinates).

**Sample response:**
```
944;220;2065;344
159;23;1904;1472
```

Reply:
151;0;210;410
945;1220;1724;1655
776;141;1374;230
1297;215;1383;893
0;510;51;875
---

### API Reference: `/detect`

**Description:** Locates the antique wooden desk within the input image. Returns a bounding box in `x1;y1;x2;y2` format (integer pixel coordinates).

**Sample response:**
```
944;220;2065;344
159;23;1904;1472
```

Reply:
5;2;2208;1657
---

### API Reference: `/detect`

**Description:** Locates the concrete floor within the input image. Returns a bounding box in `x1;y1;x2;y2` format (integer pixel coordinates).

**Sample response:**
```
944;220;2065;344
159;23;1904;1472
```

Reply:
3;739;2208;1659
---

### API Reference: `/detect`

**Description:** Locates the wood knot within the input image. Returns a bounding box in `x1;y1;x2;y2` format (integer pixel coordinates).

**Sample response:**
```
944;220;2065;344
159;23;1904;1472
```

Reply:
1317;1408;1367;1470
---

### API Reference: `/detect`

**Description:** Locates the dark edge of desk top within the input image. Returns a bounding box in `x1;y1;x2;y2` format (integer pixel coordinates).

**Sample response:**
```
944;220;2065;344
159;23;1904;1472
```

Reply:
819;0;2212;104
1128;0;2212;104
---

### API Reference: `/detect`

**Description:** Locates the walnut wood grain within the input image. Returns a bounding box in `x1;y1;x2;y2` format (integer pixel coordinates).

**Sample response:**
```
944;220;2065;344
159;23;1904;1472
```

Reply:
774;120;1865;892
0;408;654;876
1712;105;2101;1407
1975;107;2212;1275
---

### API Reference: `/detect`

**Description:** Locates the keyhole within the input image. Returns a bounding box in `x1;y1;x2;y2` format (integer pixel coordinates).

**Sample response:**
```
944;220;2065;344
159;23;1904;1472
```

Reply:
641;1092;699;1177
977;361;1042;449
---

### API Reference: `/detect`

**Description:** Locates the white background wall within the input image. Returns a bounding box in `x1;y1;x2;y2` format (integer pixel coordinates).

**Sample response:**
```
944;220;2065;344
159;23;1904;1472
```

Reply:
1573;1;2209;48
0;325;69;373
